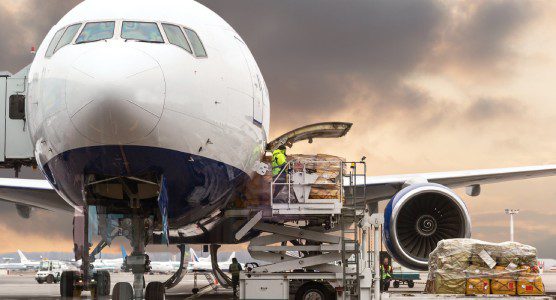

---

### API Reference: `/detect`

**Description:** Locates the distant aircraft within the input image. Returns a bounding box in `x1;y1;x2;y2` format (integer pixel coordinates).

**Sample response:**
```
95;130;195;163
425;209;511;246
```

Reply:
0;250;40;270
17;250;41;269
75;246;127;272
149;258;180;275
187;248;238;272
0;257;26;270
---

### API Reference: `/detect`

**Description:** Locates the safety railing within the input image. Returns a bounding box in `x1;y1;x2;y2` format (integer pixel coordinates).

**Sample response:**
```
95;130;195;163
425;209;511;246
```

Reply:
269;158;345;215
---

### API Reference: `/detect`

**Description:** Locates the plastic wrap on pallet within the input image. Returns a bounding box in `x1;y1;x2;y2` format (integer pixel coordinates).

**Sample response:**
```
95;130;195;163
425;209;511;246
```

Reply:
232;153;345;208
426;239;543;295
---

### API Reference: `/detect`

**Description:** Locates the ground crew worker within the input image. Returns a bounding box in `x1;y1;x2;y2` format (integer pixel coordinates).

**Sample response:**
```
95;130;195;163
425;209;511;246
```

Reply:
380;256;393;292
271;145;288;201
272;145;287;176
229;257;242;299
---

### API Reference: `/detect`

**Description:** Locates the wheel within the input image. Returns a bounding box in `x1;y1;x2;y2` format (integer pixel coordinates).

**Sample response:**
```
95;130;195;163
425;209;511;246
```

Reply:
393;281;400;288
60;271;81;298
112;282;133;300
295;282;333;300
37;279;44;284
408;280;415;288
93;270;111;298
46;274;55;284
146;281;166;300
192;288;199;294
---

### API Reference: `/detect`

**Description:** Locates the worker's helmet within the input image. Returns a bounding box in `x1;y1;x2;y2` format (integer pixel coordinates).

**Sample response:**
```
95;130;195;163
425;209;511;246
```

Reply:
278;145;287;151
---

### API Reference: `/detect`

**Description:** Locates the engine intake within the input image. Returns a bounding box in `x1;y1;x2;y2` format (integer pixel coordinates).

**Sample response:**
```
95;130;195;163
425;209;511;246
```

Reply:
384;183;471;270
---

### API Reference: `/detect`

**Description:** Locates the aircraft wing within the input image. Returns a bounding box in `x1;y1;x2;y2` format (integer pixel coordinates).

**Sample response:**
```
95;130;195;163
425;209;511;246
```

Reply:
345;164;556;202
0;178;73;212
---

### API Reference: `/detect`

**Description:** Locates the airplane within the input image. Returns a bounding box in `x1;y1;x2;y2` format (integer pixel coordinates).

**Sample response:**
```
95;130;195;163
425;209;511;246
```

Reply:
0;250;41;270
149;256;180;275
17;250;41;269
75;245;127;272
0;257;27;271
187;248;238;272
0;0;555;298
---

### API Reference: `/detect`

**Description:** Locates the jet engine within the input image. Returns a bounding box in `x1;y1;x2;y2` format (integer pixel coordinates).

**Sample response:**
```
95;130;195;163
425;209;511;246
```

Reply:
383;183;471;270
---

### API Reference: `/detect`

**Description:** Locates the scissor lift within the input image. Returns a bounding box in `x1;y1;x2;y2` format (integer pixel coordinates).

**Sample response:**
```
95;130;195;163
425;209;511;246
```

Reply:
238;159;381;300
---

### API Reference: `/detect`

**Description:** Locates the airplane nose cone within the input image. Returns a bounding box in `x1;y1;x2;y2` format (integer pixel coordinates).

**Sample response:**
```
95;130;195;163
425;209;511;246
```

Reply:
66;46;165;144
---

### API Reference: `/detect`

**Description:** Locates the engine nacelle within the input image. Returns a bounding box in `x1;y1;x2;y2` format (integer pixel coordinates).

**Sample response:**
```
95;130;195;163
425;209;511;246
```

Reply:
384;183;471;270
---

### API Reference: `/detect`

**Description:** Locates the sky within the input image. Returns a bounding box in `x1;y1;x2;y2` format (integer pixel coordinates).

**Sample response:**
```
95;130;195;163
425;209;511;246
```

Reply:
1;0;556;258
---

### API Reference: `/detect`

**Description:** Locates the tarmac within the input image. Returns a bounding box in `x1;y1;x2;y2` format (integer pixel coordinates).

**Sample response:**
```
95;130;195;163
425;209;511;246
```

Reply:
0;271;555;299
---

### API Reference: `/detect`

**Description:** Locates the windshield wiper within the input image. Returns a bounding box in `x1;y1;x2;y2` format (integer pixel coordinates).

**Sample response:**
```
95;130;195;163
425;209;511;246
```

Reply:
76;39;108;45
124;39;164;44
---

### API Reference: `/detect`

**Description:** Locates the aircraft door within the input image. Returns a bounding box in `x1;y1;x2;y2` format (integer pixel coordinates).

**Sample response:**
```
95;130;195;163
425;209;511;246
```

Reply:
234;37;263;125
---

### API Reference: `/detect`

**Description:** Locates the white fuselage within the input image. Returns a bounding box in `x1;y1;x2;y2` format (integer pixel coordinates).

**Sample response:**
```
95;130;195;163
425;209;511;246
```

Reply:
24;0;270;228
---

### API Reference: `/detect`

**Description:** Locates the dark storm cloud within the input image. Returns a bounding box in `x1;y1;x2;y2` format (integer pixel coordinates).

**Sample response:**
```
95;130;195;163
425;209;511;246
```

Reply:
432;0;536;72
199;0;538;129
201;0;447;126
0;0;83;73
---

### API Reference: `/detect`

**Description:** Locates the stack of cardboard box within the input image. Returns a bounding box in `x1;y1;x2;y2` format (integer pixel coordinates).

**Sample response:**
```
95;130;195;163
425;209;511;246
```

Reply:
426;239;544;295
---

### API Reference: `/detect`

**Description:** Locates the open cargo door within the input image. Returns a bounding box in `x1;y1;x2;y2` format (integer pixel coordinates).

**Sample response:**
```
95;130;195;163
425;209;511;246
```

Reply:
266;122;352;152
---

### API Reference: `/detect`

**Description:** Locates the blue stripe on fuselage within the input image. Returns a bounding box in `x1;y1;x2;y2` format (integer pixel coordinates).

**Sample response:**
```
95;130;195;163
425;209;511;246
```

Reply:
42;145;249;227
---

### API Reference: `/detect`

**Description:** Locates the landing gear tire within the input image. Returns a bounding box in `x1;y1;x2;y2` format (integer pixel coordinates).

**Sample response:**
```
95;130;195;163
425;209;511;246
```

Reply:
408;280;415;288
393;281;400;288
146;281;166;300
112;282;134;300
60;271;81;298
295;281;333;300
192;288;199;294
46;274;55;284
92;270;111;298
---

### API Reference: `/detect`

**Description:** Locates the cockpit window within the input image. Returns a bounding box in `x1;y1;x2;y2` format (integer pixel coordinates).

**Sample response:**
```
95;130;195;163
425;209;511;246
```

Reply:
162;24;192;53
183;28;207;57
121;22;164;43
76;21;115;44
54;24;82;52
45;28;65;58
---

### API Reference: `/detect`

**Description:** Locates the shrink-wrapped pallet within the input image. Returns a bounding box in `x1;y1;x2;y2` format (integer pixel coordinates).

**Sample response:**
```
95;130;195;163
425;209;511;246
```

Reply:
291;154;344;200
433;271;466;294
238;153;345;206
427;239;543;295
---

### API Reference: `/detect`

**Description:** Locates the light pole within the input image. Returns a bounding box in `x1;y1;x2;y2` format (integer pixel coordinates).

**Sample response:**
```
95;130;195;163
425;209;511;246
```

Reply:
505;209;519;242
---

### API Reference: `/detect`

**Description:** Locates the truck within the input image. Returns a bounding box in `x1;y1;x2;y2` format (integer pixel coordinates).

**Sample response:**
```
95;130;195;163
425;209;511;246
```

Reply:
35;260;68;284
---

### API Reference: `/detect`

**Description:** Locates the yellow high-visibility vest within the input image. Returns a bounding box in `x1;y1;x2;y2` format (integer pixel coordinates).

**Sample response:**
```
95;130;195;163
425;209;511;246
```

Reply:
272;149;287;176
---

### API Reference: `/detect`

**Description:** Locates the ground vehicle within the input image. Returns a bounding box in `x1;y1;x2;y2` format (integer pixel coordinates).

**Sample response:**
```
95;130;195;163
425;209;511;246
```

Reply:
35;261;67;284
391;263;420;289
391;273;419;289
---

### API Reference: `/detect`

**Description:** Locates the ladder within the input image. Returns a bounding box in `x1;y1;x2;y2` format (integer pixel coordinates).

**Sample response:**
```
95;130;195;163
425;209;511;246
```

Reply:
341;161;366;300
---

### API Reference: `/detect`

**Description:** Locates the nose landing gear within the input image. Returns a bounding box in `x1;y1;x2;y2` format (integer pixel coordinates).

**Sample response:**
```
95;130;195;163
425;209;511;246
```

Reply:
61;204;167;299
119;214;166;300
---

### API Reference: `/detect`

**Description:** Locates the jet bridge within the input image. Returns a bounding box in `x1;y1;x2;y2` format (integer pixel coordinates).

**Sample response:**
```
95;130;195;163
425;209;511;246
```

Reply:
0;65;36;173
